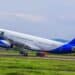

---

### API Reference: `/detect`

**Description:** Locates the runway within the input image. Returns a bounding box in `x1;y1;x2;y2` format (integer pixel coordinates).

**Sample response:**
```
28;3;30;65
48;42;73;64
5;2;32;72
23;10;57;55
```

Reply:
0;54;75;61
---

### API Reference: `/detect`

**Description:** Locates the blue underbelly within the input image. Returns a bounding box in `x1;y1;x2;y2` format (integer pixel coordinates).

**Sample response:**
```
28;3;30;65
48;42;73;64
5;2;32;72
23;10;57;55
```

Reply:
49;44;72;54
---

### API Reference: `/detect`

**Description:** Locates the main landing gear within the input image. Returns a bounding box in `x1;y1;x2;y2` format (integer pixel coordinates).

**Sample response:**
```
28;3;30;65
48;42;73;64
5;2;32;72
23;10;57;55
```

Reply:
19;48;28;56
19;51;46;57
19;47;46;57
36;52;46;57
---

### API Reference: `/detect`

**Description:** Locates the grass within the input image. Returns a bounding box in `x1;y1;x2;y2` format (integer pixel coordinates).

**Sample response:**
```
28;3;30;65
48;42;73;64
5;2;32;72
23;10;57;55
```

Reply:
0;57;75;75
0;49;75;75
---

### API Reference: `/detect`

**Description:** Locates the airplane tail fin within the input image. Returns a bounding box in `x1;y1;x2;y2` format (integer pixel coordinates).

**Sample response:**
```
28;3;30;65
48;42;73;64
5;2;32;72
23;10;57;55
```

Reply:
69;39;75;45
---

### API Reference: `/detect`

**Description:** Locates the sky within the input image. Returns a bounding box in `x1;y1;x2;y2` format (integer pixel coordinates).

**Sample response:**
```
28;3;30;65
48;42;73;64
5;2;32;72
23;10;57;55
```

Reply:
0;0;74;40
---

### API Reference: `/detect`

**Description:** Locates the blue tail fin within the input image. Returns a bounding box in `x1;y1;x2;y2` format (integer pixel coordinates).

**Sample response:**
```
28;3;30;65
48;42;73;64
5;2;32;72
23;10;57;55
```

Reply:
69;39;75;45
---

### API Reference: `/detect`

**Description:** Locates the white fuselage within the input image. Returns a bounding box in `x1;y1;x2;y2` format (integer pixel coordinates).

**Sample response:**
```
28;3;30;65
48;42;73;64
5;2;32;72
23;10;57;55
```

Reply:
0;29;65;51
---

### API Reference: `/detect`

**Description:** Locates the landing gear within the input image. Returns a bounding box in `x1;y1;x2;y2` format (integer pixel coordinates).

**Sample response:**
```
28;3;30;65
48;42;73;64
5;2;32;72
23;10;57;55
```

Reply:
19;50;28;56
18;46;46;57
19;48;28;56
36;52;46;57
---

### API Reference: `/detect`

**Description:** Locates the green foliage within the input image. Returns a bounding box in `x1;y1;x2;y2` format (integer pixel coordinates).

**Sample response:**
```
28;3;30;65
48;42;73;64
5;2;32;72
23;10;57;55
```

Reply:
0;49;75;75
6;72;24;75
0;57;74;75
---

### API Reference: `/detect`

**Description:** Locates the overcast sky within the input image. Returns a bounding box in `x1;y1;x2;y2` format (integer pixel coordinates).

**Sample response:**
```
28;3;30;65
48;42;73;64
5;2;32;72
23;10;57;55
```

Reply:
0;0;74;40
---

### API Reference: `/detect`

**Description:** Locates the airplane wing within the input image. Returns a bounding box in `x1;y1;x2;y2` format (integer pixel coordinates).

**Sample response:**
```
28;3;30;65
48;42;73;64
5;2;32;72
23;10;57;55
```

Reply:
23;42;41;50
6;37;41;50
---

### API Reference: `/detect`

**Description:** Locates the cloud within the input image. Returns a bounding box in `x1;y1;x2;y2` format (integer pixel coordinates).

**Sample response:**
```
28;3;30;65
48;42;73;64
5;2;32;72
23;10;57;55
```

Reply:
0;12;47;23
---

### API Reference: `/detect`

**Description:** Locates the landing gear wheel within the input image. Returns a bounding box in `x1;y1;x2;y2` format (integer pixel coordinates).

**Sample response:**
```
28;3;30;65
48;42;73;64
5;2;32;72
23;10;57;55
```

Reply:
36;52;45;57
20;51;28;56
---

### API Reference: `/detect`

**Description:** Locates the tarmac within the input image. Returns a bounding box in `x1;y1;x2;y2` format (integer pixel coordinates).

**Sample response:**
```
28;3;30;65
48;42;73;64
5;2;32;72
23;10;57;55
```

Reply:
0;54;75;61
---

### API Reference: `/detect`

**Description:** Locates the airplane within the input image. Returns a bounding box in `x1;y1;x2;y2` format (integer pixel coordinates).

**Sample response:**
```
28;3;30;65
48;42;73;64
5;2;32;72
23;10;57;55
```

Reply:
0;28;75;56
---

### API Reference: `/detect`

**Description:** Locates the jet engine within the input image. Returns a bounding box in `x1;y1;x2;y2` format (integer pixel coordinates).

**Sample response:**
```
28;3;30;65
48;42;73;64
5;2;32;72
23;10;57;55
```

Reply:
0;39;13;48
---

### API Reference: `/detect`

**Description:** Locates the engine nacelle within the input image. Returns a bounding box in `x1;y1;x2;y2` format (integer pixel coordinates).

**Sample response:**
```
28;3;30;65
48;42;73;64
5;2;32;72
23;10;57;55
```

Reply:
0;39;13;48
